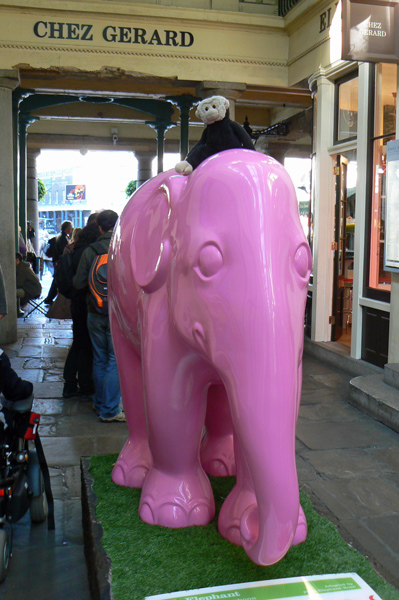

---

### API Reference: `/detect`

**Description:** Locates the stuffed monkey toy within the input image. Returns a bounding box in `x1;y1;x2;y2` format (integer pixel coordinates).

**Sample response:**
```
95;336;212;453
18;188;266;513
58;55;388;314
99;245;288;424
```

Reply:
175;95;255;175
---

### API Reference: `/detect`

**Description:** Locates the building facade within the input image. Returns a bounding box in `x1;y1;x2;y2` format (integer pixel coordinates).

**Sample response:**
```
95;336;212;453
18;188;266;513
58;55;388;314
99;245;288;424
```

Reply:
0;0;398;372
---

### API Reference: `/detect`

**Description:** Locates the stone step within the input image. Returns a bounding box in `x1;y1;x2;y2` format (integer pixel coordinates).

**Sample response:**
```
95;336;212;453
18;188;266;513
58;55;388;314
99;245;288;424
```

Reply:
349;374;399;434
384;363;399;391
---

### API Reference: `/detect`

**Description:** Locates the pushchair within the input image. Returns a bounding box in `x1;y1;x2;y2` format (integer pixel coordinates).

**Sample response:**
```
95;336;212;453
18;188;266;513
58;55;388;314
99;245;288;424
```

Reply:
0;392;54;582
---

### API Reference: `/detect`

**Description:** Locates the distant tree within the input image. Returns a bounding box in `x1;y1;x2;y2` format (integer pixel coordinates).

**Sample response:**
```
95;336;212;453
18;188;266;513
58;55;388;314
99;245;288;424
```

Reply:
125;180;137;198
38;179;47;202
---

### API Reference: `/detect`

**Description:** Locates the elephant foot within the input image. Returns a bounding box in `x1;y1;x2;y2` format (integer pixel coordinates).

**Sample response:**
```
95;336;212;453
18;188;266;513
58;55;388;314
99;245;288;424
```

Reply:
291;504;307;546
139;466;215;528
218;483;256;546
111;438;152;489
200;434;236;477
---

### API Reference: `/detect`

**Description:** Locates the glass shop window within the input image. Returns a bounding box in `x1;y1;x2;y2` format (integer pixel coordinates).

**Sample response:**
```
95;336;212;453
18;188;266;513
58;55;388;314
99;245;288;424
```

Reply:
335;73;359;143
284;157;311;240
368;63;396;294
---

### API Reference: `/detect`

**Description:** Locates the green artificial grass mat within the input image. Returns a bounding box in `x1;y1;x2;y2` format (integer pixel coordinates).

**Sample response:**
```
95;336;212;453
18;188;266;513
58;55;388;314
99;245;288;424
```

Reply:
90;454;399;600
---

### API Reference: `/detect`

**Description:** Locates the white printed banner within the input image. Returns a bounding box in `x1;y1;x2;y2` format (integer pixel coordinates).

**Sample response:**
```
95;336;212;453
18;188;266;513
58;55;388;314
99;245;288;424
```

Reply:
146;573;382;600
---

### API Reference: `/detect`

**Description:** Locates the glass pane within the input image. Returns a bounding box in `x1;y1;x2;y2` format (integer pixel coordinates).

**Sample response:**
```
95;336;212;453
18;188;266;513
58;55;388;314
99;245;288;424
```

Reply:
345;153;356;278
374;63;397;138
369;138;392;291
337;76;359;141
284;157;311;240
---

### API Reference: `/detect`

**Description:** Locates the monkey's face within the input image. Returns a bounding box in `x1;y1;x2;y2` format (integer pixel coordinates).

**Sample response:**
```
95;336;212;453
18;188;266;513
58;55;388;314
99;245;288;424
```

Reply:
196;96;229;125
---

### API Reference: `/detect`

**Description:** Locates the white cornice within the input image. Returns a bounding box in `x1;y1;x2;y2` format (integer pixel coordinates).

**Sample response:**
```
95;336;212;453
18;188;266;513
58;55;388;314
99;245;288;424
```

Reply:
307;59;357;91
0;1;286;33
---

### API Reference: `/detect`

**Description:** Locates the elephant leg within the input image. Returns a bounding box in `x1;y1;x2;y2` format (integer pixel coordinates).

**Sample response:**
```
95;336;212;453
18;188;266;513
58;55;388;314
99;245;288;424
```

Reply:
110;313;151;489
292;359;307;545
138;294;215;528
292;504;307;545
201;384;236;477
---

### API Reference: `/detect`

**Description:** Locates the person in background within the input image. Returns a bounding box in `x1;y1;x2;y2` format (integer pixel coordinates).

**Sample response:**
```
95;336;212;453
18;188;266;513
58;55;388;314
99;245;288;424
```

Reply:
0;263;33;402
44;220;73;305
18;226;27;256
0;264;7;320
73;210;124;422
62;217;98;398
39;230;51;278
26;221;38;273
16;253;42;316
27;221;36;243
64;227;82;254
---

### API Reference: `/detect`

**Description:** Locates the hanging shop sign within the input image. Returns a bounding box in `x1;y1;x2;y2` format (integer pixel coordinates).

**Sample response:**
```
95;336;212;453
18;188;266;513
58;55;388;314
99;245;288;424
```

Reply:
342;0;399;63
385;139;399;272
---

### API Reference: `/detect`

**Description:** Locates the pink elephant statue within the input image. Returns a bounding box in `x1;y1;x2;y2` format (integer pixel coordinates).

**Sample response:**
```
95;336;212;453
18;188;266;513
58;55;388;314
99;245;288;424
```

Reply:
108;148;312;566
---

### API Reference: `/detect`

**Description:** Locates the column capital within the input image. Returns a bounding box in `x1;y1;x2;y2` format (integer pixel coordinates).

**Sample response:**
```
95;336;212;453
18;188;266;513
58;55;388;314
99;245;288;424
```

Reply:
166;94;200;114
0;69;20;91
145;119;176;135
27;148;41;160
308;68;333;93
195;81;246;101
134;149;156;161
19;114;39;135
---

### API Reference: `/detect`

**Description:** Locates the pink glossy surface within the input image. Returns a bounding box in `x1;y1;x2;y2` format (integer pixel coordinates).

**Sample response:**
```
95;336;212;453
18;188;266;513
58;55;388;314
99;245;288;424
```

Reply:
108;149;311;565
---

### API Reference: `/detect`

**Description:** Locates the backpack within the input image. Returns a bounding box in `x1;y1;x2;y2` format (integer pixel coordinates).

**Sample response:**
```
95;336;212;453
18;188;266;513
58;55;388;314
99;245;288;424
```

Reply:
44;236;57;259
54;252;77;299
88;242;109;314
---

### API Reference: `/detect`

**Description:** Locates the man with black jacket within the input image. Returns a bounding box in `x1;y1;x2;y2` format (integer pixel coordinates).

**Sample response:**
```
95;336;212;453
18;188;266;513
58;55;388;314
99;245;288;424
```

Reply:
44;220;73;305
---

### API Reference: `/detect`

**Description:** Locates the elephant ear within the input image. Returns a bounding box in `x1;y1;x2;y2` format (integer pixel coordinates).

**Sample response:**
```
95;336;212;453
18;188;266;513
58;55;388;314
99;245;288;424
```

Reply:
131;176;184;294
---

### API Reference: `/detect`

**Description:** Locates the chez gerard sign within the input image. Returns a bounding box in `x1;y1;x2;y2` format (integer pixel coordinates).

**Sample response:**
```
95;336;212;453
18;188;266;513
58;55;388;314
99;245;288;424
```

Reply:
32;21;194;47
342;0;399;63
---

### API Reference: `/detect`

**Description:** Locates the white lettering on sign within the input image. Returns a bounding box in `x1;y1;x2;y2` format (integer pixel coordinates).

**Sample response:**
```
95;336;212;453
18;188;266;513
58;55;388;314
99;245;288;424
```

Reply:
359;28;387;36
185;594;241;600
359;21;387;37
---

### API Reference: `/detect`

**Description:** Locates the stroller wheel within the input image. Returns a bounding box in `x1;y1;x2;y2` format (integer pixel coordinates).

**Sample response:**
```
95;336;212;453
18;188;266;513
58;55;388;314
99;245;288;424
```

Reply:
30;470;48;523
0;529;10;582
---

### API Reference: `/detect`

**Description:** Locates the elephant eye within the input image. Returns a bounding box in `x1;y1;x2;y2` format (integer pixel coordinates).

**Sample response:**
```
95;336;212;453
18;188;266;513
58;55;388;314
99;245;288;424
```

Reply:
205;107;209;111
195;243;223;279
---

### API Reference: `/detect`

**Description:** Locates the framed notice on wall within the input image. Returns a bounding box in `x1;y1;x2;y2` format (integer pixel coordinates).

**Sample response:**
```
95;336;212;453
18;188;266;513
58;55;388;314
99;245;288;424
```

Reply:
385;139;399;272
342;0;399;63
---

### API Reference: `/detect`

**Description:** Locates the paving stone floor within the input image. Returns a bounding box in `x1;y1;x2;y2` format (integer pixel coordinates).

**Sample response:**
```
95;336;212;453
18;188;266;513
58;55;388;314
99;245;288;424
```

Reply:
0;307;398;598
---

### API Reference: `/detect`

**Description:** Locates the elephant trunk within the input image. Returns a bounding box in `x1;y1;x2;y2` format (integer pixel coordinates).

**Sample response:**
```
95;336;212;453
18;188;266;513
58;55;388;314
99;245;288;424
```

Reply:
222;332;301;566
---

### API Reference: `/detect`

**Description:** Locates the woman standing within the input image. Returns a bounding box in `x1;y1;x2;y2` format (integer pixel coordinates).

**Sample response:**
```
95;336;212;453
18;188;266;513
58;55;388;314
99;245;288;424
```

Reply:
62;216;99;398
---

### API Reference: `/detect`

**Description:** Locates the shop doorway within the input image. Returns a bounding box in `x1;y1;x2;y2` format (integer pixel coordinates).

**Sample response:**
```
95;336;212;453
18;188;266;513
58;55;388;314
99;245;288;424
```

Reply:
332;152;356;345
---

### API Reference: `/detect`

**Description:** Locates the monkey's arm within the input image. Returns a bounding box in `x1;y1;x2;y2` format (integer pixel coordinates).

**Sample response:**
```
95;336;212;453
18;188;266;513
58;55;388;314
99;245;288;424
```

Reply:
230;121;255;150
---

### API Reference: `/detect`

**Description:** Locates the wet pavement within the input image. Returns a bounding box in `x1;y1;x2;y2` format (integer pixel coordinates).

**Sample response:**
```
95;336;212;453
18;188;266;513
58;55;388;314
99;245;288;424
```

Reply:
0;295;398;598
